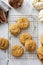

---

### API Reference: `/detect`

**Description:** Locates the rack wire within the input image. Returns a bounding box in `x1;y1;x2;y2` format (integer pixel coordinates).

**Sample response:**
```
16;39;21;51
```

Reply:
8;15;38;59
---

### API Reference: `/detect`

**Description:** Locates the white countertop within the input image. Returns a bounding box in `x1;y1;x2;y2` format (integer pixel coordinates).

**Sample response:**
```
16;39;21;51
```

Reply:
0;0;43;65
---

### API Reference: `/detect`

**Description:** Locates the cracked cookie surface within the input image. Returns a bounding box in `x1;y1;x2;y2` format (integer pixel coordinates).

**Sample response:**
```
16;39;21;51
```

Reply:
11;45;24;57
9;23;21;36
17;17;30;29
25;40;36;52
20;33;32;45
0;38;9;50
37;46;43;63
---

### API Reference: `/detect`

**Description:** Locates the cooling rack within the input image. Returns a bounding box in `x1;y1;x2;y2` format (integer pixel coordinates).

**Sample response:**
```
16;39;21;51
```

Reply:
8;15;38;59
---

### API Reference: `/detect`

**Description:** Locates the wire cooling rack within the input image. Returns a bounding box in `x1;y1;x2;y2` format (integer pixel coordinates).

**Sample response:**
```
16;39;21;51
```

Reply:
8;15;38;59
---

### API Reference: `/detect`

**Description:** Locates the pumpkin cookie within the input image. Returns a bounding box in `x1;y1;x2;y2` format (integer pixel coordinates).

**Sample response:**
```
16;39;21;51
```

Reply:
37;46;43;63
20;33;32;45
11;45;24;57
9;23;21;36
9;0;23;8
25;40;36;52
17;17;30;29
0;38;9;50
41;34;43;45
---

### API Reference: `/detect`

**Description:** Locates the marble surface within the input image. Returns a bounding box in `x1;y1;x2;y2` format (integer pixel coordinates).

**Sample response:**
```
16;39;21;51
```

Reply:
0;0;43;65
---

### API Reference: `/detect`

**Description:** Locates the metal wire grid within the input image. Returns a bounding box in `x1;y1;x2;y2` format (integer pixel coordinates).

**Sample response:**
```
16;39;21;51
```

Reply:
8;15;38;59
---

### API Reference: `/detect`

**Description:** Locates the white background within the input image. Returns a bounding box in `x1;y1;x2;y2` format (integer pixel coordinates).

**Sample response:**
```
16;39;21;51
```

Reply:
0;0;43;65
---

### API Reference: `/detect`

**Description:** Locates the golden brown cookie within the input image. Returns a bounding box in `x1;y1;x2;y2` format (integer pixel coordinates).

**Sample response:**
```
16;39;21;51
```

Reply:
9;0;23;8
0;38;9;50
11;45;24;57
17;17;30;29
37;46;43;63
9;23;21;36
25;40;36;52
41;34;43;45
20;33;32;45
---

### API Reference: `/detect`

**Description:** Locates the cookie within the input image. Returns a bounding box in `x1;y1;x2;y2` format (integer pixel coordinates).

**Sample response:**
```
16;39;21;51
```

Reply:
38;10;43;23
32;0;43;10
9;23;21;36
11;45;24;57
17;17;30;29
20;33;32;45
0;8;7;23
41;34;43;45
0;38;9;50
25;40;36;52
9;0;23;8
0;38;2;48
37;46;43;63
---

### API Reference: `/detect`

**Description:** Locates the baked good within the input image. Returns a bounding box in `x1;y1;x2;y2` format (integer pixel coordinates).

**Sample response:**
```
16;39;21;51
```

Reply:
0;38;2;48
35;2;43;10
9;23;21;36
20;33;32;45
32;0;40;7
38;10;43;22
11;45;24;57
17;17;30;29
37;46;43;63
0;9;7;23
33;0;39;6
32;0;43;10
0;38;9;50
9;0;23;8
25;40;36;52
41;34;43;45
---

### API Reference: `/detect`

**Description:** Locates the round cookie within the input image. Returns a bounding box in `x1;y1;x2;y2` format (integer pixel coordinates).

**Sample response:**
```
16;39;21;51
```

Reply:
0;38;9;50
41;34;43;45
11;45;24;57
25;40;36;52
37;46;43;63
9;0;23;8
38;10;43;23
20;33;32;45
9;23;21;36
17;17;30;29
32;0;43;10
